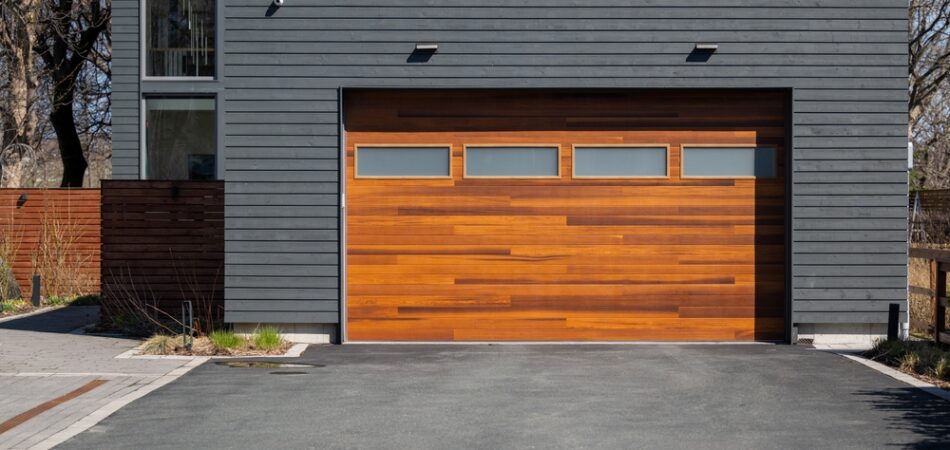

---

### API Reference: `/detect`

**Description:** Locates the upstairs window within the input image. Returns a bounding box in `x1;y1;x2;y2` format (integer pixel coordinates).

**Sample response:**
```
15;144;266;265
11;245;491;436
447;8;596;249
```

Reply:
145;0;216;77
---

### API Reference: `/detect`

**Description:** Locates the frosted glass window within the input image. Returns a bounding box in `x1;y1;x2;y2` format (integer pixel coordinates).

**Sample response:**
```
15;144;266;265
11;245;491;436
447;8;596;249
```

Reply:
145;97;216;180
465;146;560;177
574;147;667;177
682;147;776;177
356;147;450;177
146;0;216;77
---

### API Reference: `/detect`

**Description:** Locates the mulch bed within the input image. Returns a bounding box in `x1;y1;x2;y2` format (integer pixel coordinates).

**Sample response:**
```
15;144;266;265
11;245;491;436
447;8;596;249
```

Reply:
895;367;950;390
142;336;294;357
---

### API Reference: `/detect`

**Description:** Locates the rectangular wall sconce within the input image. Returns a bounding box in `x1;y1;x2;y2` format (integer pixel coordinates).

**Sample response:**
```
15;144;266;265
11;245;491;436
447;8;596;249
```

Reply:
414;43;439;52
694;43;719;51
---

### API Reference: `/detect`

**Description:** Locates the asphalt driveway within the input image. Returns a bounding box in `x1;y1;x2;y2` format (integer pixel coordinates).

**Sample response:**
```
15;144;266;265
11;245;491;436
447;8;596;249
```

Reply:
61;344;950;449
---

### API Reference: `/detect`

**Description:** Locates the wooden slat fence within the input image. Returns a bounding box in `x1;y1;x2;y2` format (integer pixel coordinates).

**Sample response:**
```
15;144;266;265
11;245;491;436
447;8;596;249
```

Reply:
909;247;950;345
0;189;101;299
100;180;224;323
910;189;950;210
910;189;950;244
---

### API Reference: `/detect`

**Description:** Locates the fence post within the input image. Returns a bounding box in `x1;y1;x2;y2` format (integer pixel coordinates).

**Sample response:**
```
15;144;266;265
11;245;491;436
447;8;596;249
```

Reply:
935;259;947;344
31;275;40;307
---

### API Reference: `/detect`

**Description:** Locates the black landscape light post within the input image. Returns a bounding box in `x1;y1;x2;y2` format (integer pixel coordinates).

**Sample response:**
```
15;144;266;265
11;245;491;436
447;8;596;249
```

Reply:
887;303;900;341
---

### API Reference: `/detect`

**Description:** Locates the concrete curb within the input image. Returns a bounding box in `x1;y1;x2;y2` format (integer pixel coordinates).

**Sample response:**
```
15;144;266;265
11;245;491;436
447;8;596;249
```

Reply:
835;352;950;403
345;341;775;345
115;343;309;360
29;357;209;450
0;306;57;324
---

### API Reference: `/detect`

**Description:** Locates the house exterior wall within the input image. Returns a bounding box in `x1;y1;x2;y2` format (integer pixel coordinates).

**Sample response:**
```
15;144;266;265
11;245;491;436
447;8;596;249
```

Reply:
112;0;909;343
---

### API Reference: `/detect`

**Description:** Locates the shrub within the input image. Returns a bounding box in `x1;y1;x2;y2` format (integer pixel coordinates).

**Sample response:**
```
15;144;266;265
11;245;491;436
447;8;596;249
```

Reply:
71;294;100;306
867;338;909;365
45;296;69;306
867;338;950;382
0;210;23;302
209;330;244;350
935;357;950;380
253;326;283;351
31;200;95;299
142;334;182;355
900;352;923;373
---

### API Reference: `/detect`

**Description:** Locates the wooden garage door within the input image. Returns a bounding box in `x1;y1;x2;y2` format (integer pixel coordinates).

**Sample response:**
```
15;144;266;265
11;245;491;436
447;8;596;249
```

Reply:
344;90;786;341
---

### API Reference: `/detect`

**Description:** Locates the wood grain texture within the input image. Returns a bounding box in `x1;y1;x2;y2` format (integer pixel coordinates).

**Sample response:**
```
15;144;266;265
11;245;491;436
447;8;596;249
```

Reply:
100;181;224;316
345;89;787;341
0;189;101;299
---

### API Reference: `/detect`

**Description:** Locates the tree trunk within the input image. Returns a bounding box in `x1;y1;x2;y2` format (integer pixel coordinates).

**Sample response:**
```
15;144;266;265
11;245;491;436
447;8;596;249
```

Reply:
49;84;86;187
0;0;40;150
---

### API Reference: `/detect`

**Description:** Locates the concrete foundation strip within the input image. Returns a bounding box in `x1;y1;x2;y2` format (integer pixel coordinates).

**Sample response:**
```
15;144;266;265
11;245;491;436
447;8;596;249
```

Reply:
114;342;309;360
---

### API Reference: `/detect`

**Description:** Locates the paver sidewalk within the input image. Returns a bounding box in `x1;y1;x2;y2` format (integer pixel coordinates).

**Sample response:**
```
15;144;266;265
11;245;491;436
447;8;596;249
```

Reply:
0;306;201;450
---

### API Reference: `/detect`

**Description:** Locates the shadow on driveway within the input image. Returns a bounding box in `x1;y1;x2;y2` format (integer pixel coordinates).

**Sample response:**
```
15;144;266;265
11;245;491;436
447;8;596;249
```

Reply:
854;388;950;449
0;305;98;333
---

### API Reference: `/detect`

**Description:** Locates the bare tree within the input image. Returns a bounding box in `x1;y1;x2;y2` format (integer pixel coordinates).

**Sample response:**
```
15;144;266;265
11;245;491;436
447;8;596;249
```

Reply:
35;0;111;187
0;0;43;187
910;0;950;189
0;0;111;188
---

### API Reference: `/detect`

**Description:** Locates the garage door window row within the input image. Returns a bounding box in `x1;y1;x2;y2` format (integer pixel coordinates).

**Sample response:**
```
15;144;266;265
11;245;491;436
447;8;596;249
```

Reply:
354;144;775;179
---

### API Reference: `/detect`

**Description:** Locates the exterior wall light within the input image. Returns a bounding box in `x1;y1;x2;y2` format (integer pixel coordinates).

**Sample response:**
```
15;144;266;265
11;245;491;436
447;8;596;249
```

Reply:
414;43;439;52
694;43;719;51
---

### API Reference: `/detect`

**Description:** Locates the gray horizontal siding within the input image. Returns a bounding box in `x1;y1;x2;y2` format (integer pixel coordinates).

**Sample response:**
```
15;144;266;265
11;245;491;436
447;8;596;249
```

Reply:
111;0;139;179
112;0;908;328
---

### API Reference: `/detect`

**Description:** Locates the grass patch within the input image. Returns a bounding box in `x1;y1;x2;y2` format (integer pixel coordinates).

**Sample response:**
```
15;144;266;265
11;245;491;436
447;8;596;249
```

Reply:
140;327;291;357
45;293;101;307
209;330;244;350
1;298;30;315
142;334;183;355
253;326;283;351
45;296;70;307
866;339;950;387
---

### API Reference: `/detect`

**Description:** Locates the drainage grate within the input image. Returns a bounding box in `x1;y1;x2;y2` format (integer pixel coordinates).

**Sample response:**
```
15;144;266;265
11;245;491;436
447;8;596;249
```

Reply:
269;371;309;375
215;361;322;369
797;338;814;345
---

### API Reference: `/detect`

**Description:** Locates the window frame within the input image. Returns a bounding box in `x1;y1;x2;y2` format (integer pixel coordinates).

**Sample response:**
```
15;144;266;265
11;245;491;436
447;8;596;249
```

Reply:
353;144;454;179
462;144;562;179
679;144;778;179
140;0;219;81
571;144;671;179
140;94;220;180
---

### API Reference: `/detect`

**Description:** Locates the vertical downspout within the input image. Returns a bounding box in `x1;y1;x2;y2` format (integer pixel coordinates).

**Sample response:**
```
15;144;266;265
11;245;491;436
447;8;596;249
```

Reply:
337;87;346;344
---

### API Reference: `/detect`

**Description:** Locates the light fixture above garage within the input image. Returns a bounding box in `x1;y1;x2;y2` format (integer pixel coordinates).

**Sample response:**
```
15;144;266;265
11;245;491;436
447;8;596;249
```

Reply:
414;43;439;52
694;43;719;51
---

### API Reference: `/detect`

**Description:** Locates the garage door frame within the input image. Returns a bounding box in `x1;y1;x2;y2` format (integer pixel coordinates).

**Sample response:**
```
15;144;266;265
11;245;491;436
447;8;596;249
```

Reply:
337;87;794;343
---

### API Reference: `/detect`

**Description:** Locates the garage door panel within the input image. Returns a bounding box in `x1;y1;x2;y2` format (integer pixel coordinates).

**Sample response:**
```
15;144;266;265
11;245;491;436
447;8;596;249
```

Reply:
344;89;787;341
